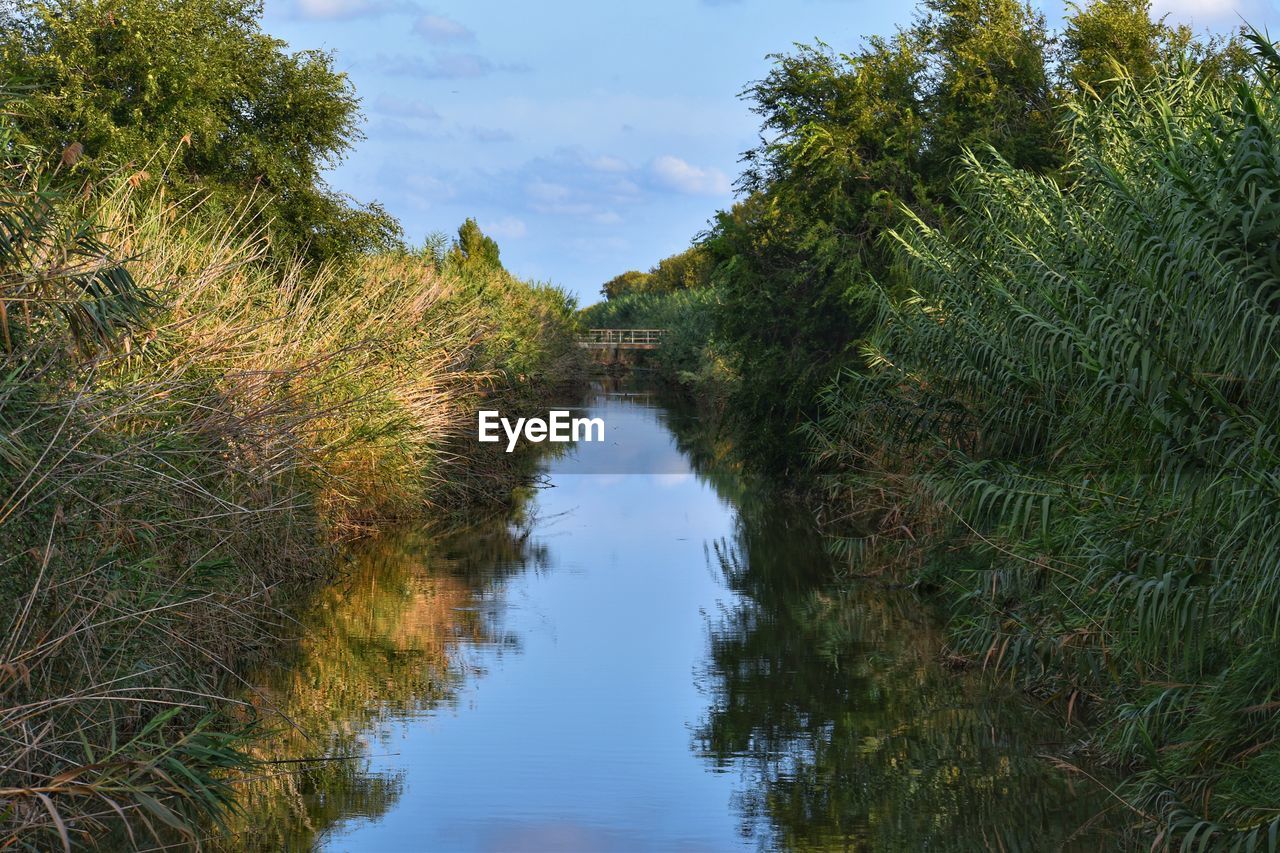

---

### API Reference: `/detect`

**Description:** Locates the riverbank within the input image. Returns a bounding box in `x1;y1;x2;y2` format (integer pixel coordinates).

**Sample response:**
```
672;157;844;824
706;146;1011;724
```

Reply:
0;164;582;846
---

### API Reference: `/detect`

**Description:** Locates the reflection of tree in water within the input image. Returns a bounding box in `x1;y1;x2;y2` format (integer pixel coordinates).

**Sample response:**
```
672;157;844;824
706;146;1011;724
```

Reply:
659;393;1120;850
216;512;546;851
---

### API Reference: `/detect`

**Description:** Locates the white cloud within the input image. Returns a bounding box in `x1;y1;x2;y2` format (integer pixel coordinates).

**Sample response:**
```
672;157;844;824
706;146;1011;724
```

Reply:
526;179;571;203
608;178;641;197
402;171;456;201
481;217;528;239
373;95;441;120
593;211;623;225
648;155;731;196
414;13;474;42
377;52;530;79
524;174;614;216
586;155;630;173
292;0;410;20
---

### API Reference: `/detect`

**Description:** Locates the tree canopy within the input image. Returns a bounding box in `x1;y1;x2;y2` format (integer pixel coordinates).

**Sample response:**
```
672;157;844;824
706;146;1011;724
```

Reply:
598;246;712;300
0;0;401;261
699;0;1245;471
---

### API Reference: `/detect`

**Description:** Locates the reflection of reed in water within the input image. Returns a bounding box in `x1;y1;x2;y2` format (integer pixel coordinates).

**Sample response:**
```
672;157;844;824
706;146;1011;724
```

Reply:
638;383;1121;849
694;503;1121;851
212;517;543;851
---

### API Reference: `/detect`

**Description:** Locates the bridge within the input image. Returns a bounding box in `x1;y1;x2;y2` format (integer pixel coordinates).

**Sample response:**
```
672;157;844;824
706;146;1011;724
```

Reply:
577;329;667;350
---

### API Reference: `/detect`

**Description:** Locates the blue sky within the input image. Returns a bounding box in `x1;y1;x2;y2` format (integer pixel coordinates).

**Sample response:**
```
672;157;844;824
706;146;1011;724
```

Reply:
260;0;1277;305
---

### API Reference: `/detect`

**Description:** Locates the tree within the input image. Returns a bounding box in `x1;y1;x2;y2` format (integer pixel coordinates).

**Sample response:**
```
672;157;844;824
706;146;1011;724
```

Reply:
599;247;712;301
601;270;650;300
704;0;1134;472
1061;0;1250;96
1062;0;1166;93
707;33;930;471
647;246;711;294
0;0;400;262
916;0;1058;176
445;218;502;272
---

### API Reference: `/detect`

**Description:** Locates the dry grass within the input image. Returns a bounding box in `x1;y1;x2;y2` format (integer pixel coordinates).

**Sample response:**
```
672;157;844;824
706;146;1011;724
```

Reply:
0;173;577;848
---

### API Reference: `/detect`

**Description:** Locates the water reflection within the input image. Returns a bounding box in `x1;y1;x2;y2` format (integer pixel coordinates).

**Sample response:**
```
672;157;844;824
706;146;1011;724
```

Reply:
220;512;543;851
223;381;1114;850
654;392;1120;850
695;513;1115;849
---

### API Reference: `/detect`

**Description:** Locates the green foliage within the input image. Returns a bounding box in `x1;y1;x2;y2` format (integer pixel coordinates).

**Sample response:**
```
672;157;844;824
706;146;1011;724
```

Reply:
917;0;1058;176
695;0;1249;477
1063;0;1169;92
601;269;650;300
705;0;1067;474
0;0;400;263
445;217;503;273
647;245;711;293
1061;0;1250;96
0;94;150;353
811;37;1280;845
598;245;711;299
444;218;581;388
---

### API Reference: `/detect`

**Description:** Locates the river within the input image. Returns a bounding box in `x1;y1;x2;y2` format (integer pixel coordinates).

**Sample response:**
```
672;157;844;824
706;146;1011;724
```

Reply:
223;380;1115;851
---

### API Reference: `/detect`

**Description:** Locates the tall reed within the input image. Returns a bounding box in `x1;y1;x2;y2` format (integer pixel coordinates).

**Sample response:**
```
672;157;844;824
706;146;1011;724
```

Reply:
810;38;1280;846
0;129;578;846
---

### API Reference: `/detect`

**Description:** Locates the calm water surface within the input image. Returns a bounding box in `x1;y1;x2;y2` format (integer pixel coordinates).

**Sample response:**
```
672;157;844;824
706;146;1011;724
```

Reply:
229;382;1114;851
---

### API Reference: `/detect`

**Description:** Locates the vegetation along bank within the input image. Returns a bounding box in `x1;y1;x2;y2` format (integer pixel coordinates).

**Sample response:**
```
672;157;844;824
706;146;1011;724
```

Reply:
6;0;1280;847
0;0;581;846
584;0;1280;846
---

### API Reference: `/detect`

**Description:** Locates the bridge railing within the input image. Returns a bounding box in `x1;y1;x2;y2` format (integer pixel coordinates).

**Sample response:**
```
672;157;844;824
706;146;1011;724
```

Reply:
579;329;667;347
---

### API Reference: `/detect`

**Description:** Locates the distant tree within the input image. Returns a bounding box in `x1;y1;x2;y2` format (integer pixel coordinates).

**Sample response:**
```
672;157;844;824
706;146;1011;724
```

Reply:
1061;0;1250;95
601;270;650;300
648;246;711;294
708;32;929;471
599;246;712;301
1062;0;1167;93
0;0;401;262
445;218;503;272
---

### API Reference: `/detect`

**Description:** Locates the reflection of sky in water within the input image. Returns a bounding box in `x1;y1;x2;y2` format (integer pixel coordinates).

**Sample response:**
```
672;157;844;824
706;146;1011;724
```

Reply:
538;393;690;475
323;393;761;851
